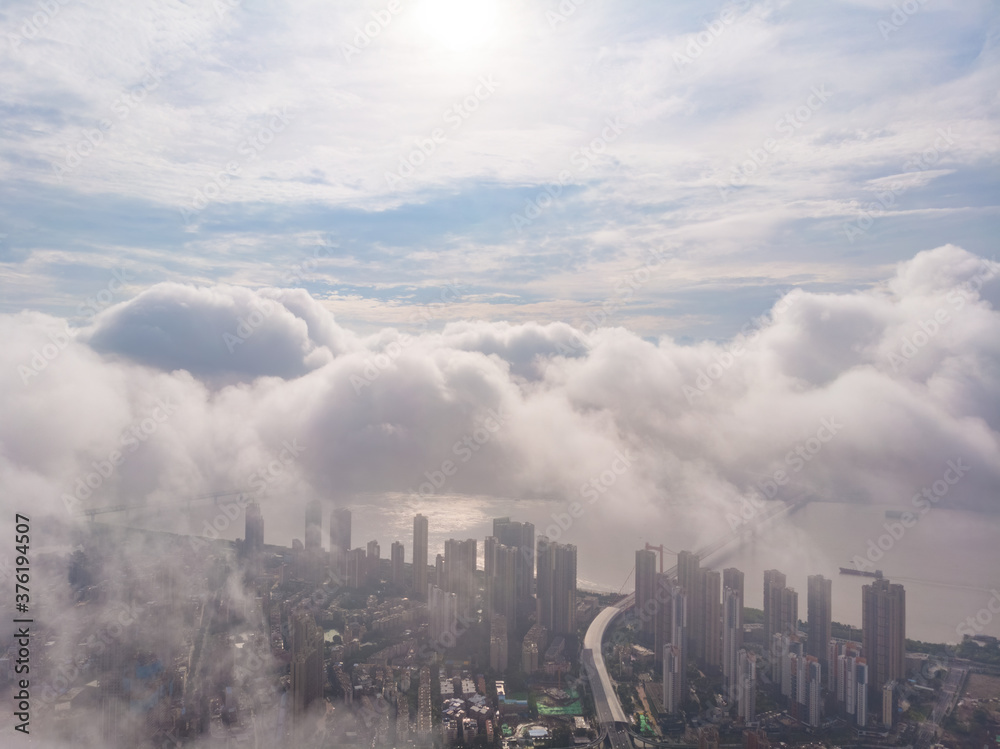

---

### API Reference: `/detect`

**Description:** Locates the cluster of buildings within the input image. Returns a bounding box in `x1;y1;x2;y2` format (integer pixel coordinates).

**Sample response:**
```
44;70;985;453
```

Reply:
245;502;586;726
263;502;583;670
635;548;907;731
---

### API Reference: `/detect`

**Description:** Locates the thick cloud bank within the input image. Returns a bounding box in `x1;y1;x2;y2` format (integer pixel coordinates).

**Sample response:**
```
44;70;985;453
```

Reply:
3;246;999;539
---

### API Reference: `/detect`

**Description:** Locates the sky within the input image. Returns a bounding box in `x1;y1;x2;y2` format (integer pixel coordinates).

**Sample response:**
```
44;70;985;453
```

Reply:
0;0;996;338
1;10;1000;746
1;0;1000;640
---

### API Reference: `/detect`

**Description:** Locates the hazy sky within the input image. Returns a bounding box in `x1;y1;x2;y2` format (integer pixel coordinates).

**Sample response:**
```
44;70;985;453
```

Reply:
1;2;999;578
5;7;1000;746
1;0;997;339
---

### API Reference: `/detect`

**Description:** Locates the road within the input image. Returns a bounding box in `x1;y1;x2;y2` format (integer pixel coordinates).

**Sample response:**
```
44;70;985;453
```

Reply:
583;596;632;749
916;666;966;749
580;496;808;749
583;599;630;725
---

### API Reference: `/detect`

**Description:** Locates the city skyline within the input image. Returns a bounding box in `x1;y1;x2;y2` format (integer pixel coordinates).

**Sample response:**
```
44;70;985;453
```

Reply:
2;0;998;746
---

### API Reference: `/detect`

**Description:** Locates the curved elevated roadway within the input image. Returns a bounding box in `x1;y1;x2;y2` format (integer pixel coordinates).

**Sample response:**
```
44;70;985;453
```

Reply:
581;496;807;747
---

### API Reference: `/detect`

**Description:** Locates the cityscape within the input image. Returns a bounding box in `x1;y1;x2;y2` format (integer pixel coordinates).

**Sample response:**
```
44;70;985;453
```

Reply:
4;497;997;749
2;1;999;748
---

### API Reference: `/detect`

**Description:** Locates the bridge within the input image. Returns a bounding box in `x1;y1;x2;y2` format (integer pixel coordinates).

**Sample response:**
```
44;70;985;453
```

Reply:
582;495;808;747
77;489;250;520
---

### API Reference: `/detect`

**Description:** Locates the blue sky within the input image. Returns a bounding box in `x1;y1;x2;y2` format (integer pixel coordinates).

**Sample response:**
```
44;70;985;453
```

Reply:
1;0;998;341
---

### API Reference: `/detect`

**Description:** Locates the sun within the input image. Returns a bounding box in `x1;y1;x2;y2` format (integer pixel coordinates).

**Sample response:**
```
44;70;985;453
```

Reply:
415;0;501;51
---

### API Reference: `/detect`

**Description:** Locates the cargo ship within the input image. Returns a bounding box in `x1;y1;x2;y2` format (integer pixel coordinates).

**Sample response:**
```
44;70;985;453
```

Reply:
839;567;883;578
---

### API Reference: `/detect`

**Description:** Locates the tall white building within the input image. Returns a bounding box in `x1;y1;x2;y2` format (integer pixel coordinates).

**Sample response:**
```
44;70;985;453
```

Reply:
663;644;684;714
736;649;756;722
806;656;822;727
855;658;869;728
722;586;742;692
428;584;458;644
882;681;896;729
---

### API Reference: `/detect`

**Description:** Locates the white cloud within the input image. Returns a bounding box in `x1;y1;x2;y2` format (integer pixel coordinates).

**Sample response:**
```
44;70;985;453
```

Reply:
2;246;998;539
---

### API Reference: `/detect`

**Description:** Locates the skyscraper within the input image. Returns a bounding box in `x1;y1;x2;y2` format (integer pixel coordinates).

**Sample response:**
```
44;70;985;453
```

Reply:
723;586;743;691
763;569;786;647
429;584;459;643
764;569;798;676
493;517;535;604
882;681;896;729
670;587;688;705
485;537;517;623
536;537;577;635
366;539;380;583
677;551;703;662
839;644;863;717
805;656;822;727
291;609;325;716
663;644;684;714
782;586;799;636
346;547;367;588
855;658;869;727
244;501;264;554
635;549;657;639
862;579;905;718
413;514;428;600
444;538;477;615
653;573;676;670
490;614;508;671
723;567;744;626
807;575;832;671
330;507;351;572
391;541;405;587
736;649;756;722
305;499;323;549
703;569;722;668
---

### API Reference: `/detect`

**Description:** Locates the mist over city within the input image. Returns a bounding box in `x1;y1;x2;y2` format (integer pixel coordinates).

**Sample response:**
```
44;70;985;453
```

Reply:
1;1;998;747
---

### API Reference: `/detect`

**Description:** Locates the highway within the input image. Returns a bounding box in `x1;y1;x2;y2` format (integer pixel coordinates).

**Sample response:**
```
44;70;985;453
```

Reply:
916;666;966;749
580;496;808;748
583;597;631;725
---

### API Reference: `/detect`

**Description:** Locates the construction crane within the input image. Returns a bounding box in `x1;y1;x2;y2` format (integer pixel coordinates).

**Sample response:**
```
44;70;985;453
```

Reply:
643;542;676;574
79;489;251;520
